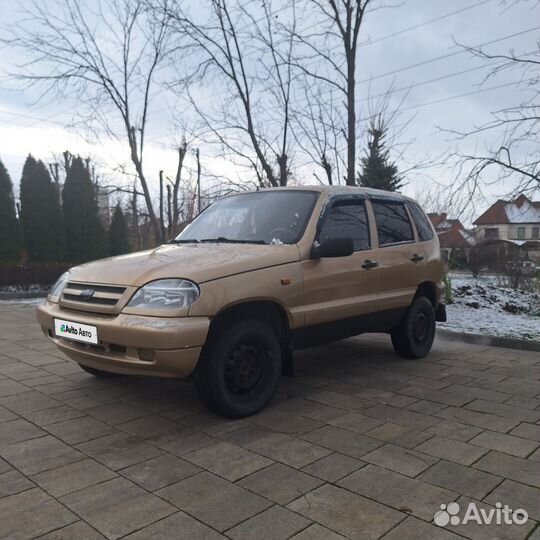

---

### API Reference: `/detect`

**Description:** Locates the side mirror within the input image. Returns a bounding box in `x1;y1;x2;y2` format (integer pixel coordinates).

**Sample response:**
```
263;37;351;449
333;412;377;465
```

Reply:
311;237;354;259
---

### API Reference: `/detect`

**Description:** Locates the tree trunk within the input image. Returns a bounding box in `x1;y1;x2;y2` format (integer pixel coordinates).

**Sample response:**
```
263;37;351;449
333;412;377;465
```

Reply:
172;143;187;232
346;56;356;186
159;170;165;243
128;128;161;244
166;184;172;238
196;148;201;214
131;187;141;251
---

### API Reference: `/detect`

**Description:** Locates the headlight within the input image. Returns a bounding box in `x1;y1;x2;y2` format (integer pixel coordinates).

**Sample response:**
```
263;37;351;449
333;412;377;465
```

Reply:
48;272;70;301
126;279;199;310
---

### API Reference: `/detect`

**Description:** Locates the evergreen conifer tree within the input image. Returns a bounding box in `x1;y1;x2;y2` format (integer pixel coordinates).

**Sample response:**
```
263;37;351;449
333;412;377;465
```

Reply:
358;119;404;192
63;156;106;262
0;159;22;262
20;155;65;262
109;204;131;256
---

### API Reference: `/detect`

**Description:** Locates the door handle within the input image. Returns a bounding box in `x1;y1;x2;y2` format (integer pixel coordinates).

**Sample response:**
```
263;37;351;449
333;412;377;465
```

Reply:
362;259;378;270
411;254;424;263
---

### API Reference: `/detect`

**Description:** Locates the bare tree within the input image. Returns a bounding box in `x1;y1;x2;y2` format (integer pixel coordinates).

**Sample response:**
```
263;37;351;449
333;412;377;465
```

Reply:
291;80;346;185
163;0;296;187
5;0;180;243
446;26;540;196
412;180;478;227
290;0;375;186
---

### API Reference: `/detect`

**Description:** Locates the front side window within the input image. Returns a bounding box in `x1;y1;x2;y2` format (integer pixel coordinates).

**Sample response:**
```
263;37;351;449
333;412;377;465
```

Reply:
407;202;434;241
485;228;499;239
371;200;414;246
176;191;318;245
532;227;539;239
517;227;526;239
318;200;370;251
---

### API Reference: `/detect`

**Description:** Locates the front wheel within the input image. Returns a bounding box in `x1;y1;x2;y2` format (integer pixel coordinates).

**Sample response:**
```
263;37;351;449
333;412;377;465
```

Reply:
391;296;436;359
194;320;282;418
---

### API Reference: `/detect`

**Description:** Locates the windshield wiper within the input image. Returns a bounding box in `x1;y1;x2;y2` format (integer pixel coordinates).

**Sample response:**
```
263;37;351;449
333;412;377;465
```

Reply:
199;237;266;244
168;239;199;244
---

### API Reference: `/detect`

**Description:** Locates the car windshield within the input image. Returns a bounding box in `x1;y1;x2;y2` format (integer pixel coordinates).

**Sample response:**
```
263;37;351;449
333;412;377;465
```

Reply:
175;190;318;245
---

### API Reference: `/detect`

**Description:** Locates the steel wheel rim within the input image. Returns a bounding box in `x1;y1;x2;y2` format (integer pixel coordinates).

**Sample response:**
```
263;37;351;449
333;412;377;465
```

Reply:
412;311;429;343
225;342;266;394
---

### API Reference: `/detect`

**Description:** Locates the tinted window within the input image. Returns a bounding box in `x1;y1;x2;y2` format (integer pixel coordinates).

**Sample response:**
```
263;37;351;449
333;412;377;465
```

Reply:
408;202;434;241
372;200;414;246
319;200;370;251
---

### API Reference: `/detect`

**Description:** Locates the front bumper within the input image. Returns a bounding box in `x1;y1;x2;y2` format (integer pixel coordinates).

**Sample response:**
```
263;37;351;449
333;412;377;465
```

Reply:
36;300;210;378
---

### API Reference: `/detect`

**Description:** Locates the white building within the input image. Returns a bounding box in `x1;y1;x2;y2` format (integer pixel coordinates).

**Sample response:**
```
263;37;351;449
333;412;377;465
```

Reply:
474;194;540;242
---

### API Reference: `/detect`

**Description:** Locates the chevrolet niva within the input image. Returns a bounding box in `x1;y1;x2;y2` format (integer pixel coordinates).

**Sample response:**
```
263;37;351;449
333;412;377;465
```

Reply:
37;186;446;418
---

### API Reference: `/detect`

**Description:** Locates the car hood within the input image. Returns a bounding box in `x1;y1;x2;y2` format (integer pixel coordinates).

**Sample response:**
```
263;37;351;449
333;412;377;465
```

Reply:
68;243;301;287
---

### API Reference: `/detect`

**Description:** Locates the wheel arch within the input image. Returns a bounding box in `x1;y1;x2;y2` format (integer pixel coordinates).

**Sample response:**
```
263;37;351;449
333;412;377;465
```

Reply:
205;299;293;376
209;300;291;342
415;281;437;307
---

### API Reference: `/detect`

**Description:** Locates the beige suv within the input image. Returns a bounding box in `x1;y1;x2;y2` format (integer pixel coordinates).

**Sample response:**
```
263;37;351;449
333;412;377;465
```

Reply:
37;186;446;417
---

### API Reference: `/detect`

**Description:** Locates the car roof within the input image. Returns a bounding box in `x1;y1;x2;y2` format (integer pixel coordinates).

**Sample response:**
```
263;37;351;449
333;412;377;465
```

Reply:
257;184;415;202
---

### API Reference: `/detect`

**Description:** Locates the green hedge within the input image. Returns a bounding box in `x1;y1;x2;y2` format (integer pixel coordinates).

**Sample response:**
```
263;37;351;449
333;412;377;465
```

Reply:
0;263;70;287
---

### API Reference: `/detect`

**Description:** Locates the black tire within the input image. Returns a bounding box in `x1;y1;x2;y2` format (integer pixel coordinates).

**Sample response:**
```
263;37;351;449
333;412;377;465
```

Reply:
79;364;119;377
194;320;282;418
391;296;436;359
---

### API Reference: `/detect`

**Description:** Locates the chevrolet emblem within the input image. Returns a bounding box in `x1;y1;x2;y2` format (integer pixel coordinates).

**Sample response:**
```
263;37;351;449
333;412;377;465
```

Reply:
79;288;95;300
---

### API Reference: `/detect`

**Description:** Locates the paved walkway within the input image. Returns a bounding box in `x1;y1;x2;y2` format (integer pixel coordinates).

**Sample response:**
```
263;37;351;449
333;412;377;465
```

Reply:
0;302;539;540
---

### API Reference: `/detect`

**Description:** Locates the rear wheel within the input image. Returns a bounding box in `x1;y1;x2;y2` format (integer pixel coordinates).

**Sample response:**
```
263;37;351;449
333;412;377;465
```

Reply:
78;364;119;377
391;296;435;359
194;320;282;418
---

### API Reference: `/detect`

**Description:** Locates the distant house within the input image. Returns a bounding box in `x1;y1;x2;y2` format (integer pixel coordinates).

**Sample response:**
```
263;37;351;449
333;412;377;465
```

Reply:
473;194;540;264
473;194;540;242
427;213;475;264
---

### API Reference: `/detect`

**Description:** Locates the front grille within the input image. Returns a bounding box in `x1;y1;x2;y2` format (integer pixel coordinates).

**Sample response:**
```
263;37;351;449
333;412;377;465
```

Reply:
60;281;134;315
66;282;126;295
63;293;118;306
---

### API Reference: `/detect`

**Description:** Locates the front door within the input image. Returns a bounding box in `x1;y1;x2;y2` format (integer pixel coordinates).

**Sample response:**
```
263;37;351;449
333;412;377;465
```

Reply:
301;197;379;326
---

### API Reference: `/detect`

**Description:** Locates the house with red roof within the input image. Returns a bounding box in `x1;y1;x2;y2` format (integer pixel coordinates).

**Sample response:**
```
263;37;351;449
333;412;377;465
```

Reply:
473;194;540;243
472;194;540;264
427;213;475;264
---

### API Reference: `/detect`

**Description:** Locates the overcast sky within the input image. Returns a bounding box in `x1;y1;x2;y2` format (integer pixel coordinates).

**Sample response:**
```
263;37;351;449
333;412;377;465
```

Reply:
0;0;538;221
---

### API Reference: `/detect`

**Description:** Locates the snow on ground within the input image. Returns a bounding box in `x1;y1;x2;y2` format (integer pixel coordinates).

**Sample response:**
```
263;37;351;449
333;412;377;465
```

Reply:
439;273;540;341
0;298;44;311
0;298;43;304
0;284;50;294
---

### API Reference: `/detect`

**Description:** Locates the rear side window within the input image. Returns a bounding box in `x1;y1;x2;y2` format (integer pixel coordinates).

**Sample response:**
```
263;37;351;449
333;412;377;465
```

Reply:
371;200;414;246
319;200;370;251
408;202;434;241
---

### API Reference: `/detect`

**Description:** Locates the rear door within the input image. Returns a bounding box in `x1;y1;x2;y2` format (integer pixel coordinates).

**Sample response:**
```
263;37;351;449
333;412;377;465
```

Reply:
301;196;380;326
369;198;422;313
406;199;438;270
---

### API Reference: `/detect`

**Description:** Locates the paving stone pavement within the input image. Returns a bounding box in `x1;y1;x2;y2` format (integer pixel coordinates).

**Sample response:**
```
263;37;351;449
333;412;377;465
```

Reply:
0;302;539;540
